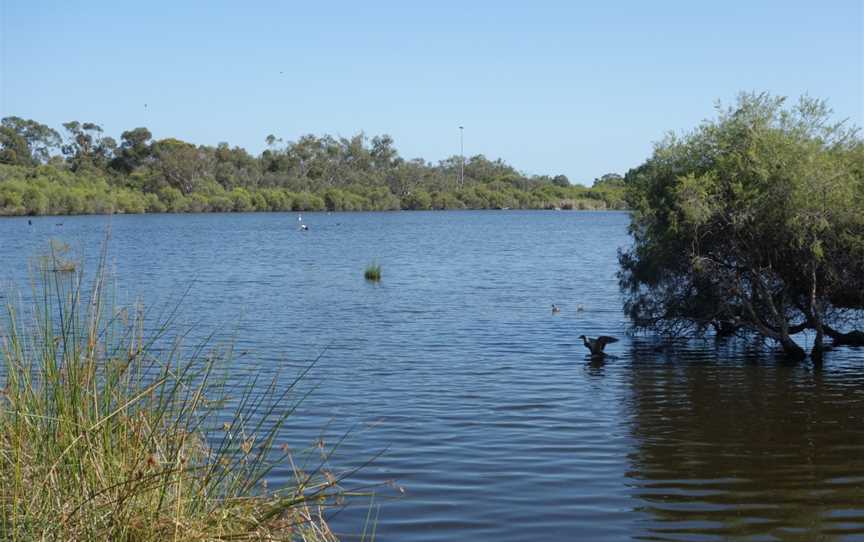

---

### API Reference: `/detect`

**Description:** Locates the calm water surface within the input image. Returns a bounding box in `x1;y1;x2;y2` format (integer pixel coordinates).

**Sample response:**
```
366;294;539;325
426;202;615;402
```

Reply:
1;211;863;541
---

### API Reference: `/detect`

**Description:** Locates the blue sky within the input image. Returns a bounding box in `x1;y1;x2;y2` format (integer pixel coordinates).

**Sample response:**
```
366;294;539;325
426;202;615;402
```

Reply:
1;0;861;184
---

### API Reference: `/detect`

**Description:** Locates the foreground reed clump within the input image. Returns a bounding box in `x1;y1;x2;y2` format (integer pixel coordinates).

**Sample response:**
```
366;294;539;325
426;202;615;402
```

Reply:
363;263;381;282
0;246;353;541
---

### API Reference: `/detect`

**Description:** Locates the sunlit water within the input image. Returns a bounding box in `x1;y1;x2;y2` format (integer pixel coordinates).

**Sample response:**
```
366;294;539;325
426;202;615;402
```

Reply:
1;211;863;541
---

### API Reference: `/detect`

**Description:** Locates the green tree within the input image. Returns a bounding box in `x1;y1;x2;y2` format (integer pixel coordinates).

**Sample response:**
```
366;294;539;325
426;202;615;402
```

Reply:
0;127;33;166
371;134;400;170
619;92;864;361
402;189;432;210
151;138;207;195
111;127;153;173
593;173;624;188
1;117;61;164
552;174;570;187
61;121;116;170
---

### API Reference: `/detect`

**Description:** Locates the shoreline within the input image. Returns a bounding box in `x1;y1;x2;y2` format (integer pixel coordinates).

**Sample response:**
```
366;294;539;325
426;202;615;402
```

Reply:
0;207;631;219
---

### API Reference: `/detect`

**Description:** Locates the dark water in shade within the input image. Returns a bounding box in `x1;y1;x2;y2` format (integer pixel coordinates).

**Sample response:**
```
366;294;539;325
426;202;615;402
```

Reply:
1;211;863;541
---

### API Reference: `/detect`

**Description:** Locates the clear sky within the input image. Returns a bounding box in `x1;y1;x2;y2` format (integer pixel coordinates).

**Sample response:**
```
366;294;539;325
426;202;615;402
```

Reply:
1;0;861;184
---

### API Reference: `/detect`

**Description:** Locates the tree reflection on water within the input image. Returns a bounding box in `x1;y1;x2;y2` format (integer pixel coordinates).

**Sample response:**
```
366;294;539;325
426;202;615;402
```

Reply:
623;341;864;541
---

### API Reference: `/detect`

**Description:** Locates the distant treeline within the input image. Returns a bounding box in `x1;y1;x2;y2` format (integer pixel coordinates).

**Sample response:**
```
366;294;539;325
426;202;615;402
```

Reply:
0;117;625;215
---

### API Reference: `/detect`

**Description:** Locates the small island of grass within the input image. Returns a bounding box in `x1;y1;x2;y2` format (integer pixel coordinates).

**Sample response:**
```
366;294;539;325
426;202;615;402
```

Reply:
364;262;382;282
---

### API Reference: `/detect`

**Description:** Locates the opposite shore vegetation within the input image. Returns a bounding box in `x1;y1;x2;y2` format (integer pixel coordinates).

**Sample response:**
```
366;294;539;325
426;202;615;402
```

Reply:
0;118;625;216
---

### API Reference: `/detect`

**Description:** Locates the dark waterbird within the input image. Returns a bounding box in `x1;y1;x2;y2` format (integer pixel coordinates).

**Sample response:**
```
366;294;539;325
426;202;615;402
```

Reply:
579;335;618;356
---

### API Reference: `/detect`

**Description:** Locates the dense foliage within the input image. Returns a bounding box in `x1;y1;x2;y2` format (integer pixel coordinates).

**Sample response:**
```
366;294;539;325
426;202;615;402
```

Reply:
619;93;864;361
0;117;624;215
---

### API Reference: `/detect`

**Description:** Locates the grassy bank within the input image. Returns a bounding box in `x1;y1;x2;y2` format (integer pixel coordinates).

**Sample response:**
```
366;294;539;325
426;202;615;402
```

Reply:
0;247;352;541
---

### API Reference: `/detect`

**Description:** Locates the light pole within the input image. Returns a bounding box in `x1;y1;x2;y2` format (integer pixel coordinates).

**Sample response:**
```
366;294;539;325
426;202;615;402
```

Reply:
459;125;464;188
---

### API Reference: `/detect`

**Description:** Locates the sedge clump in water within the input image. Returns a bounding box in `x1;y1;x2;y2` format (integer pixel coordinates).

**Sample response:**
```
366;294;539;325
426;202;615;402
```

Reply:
364;263;382;282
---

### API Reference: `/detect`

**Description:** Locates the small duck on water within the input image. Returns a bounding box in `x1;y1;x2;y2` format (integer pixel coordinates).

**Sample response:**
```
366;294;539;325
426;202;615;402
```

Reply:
552;304;561;314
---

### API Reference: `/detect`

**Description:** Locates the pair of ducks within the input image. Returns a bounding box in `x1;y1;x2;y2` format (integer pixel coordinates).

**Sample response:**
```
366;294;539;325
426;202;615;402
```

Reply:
551;304;618;356
551;303;583;314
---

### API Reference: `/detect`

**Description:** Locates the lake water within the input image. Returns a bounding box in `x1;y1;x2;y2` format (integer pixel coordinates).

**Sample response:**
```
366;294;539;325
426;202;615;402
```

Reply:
1;211;863;541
